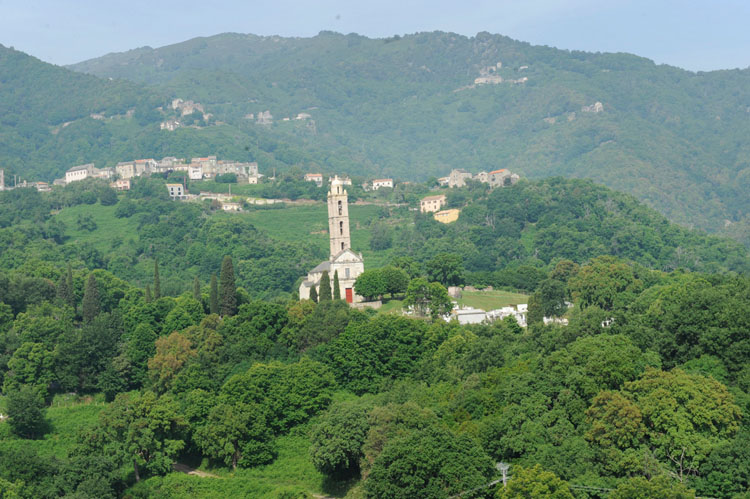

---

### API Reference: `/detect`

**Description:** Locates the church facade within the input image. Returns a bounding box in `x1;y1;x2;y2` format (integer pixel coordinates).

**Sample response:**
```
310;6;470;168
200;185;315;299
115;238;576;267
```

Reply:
299;176;365;303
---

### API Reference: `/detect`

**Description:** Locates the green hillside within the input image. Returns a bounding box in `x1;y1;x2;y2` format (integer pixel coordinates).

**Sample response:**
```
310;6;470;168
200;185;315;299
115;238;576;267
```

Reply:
68;31;750;237
0;45;325;184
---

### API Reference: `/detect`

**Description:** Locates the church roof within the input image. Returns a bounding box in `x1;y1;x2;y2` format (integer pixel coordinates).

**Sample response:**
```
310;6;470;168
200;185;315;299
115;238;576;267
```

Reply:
311;261;331;273
331;247;364;262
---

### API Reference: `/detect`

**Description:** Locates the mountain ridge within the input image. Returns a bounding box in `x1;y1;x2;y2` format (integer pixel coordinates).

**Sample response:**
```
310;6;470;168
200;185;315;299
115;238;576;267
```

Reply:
65;31;750;238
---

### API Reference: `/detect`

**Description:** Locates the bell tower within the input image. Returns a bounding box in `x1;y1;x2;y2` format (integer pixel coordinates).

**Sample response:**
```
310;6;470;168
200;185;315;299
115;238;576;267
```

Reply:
327;176;351;257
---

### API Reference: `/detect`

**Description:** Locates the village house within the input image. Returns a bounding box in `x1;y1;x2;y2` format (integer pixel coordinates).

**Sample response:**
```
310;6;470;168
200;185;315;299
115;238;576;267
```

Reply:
448;169;473;188
116;159;155;179
420;194;447;213
166;183;187;200
111;179;131;191
488;168;511;187
65;164;113;184
474;171;488;183
160;119;181;131
246;175;259;185
299;176;365;304
434;209;460;224
437;176;449;187
220;201;242;212
304;173;324;186
371;178;393;190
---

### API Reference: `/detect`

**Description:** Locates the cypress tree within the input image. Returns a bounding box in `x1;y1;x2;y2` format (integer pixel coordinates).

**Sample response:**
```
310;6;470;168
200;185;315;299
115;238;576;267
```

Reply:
66;263;74;307
309;286;318;303
153;259;161;299
193;276;201;302
145;285;152;303
219;255;237;316
333;270;341;300
57;264;74;307
82;273;100;323
209;274;219;315
319;271;332;301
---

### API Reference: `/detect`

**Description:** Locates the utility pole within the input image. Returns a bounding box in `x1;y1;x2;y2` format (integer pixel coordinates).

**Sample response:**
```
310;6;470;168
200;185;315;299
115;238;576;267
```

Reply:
497;462;510;488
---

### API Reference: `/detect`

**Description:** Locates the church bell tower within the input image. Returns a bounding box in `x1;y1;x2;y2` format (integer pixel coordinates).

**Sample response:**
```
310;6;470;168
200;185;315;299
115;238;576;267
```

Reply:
327;176;351;257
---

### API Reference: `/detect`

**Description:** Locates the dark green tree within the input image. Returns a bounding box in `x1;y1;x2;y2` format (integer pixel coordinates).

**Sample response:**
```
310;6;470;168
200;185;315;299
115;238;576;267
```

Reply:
92;391;186;482
425;253;465;286
82;273;101;323
209;273;219;314
609;475;695;498
319;271;332;301
56;264;74;308
365;425;494;498
333;270;341;300
497;464;574;498
194;401;273;470
381;266;410;297
310;402;370;476
219;256;237;317
355;269;387;301
309;285;318;303
193;276;201;303
403;278;452;320
153;259;161;299
6;385;47;439
145;285;152;303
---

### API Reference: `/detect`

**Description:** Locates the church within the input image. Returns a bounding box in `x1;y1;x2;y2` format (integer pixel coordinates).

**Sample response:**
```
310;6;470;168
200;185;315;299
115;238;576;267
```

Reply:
299;176;365;303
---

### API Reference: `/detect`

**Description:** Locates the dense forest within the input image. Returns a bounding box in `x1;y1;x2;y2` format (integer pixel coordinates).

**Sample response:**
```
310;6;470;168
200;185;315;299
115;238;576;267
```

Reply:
1;177;750;497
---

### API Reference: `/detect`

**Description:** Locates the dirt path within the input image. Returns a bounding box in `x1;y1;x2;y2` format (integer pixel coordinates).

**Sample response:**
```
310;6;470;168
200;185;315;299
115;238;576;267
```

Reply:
172;463;220;478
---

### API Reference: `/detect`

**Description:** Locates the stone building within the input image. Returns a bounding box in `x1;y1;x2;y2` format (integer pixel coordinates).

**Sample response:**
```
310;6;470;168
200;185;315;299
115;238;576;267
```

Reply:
299;176;365;303
488;168;511;187
448;169;473;188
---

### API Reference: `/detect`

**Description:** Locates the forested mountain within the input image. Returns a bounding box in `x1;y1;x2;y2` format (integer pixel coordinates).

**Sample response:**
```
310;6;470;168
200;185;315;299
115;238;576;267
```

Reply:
68;31;750;236
0;45;318;182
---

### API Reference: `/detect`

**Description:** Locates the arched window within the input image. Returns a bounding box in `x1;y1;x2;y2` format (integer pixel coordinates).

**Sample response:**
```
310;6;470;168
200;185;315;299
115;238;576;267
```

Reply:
341;242;345;250
338;200;342;215
337;186;341;194
339;221;344;235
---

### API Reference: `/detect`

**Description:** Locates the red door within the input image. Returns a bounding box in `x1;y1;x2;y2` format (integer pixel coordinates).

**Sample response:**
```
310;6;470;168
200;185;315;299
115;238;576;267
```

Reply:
345;288;353;303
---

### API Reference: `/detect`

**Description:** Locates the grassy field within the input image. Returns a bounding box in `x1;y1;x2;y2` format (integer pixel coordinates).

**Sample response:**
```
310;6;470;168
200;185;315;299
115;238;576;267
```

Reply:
129;432;359;498
456;289;529;311
55;203;141;253
0;394;106;460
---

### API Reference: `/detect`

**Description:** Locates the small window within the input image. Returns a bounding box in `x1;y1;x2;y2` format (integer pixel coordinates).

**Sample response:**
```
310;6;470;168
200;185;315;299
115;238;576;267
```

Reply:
338;200;342;215
341;242;345;250
339;221;344;235
345;268;350;278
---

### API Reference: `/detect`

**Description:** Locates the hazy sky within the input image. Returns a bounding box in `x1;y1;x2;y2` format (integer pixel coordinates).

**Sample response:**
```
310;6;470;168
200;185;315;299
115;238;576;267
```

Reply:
1;0;748;71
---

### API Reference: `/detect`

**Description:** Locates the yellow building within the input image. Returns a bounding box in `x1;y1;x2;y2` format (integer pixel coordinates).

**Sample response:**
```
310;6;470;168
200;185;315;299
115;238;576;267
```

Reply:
434;209;460;224
420;194;446;213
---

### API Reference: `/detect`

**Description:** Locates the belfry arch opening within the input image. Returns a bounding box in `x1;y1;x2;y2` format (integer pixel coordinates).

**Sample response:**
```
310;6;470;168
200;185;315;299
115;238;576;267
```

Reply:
338;200;342;215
